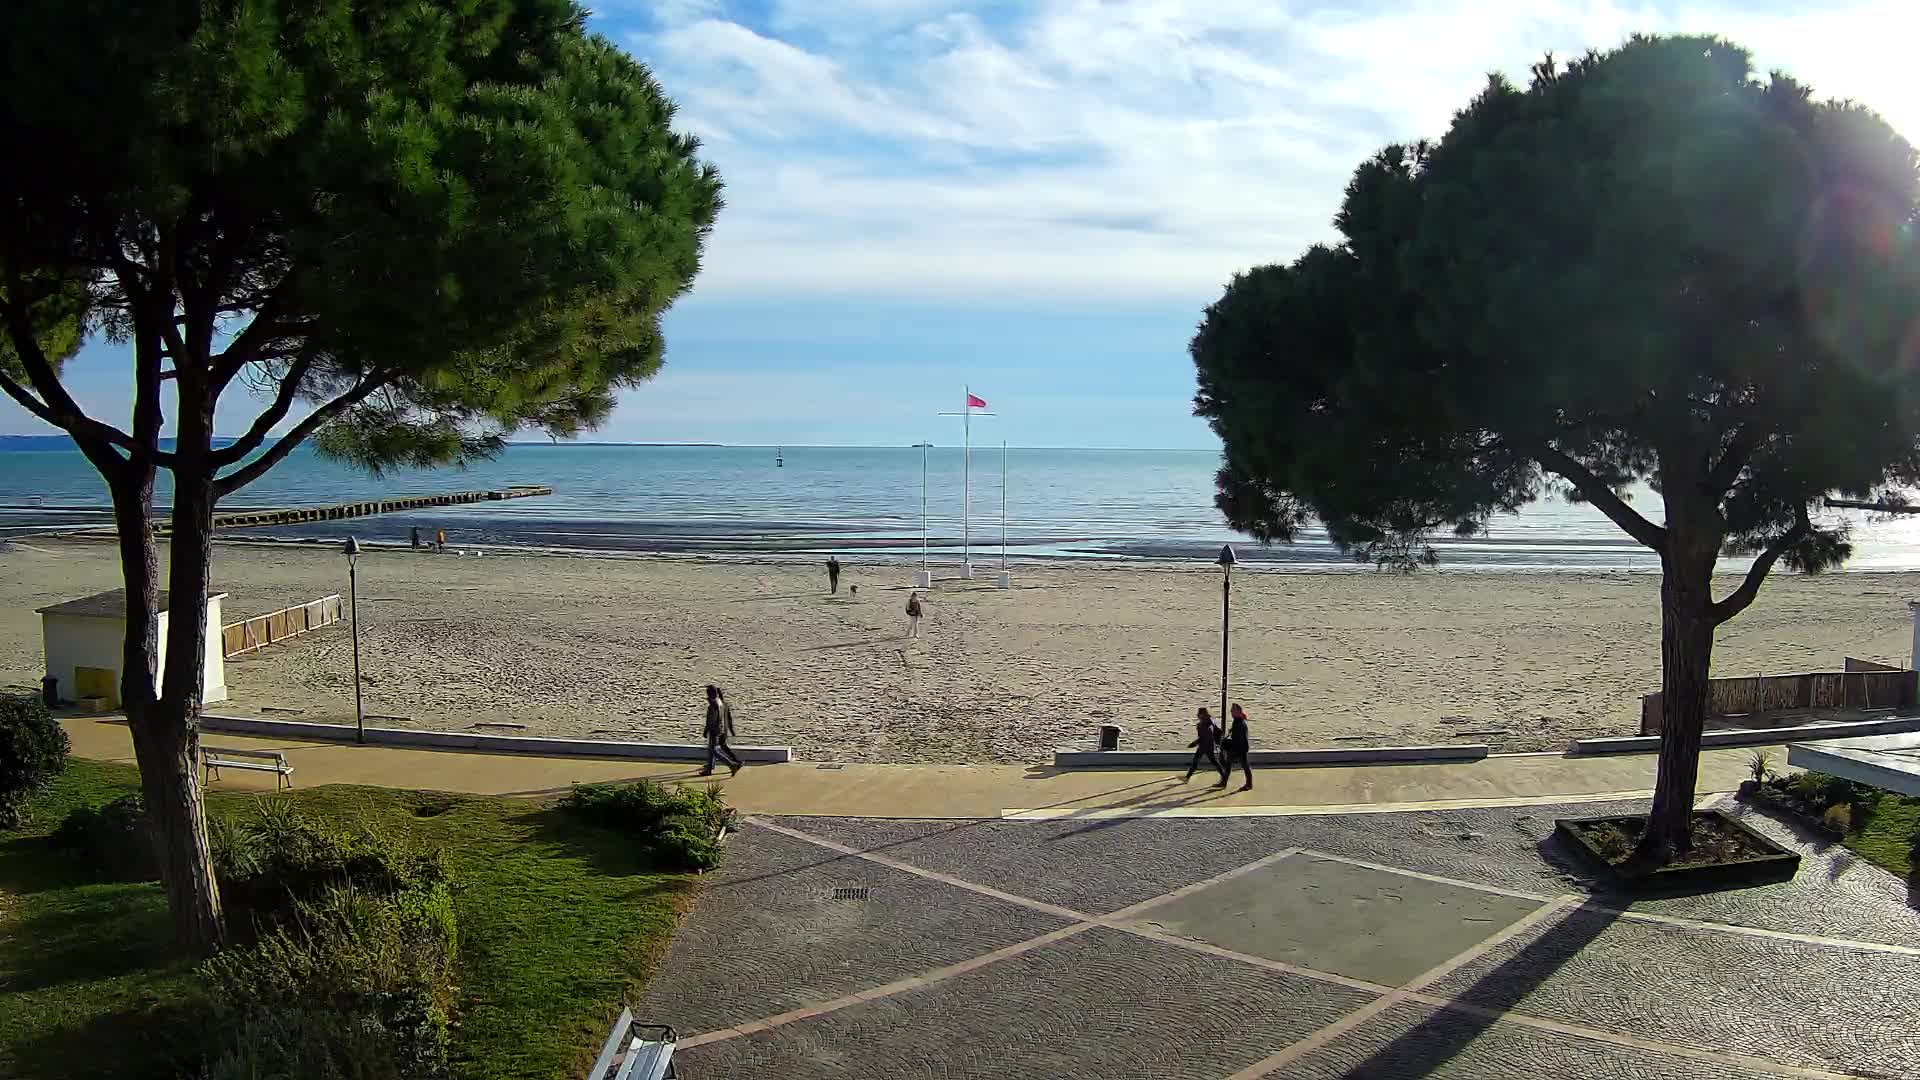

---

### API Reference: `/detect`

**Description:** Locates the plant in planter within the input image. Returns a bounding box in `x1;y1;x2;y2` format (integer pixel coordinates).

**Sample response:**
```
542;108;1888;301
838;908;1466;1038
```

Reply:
1738;750;1778;800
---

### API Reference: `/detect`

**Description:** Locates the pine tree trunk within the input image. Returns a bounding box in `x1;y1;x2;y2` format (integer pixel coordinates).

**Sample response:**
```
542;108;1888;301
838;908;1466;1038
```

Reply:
1637;550;1717;862
110;462;225;953
151;399;227;953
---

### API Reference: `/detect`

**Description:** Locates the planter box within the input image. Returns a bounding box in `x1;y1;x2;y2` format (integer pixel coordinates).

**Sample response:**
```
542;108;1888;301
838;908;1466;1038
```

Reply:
1555;810;1801;892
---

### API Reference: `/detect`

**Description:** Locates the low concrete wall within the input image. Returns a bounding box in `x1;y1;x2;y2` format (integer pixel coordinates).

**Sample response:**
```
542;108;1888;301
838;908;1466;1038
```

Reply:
1052;744;1489;769
199;714;792;763
1571;713;1920;755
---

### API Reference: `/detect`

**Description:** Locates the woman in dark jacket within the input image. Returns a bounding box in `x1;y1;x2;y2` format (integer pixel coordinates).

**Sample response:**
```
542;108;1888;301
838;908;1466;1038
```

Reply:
1185;707;1228;783
1222;703;1253;791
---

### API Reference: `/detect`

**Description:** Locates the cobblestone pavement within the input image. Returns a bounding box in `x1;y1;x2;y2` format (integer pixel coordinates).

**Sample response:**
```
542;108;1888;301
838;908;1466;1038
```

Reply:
638;796;1919;1079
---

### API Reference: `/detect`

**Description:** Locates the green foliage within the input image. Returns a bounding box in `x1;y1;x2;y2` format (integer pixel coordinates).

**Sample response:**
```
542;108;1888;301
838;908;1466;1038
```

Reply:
53;794;159;881
1747;749;1777;784
0;693;68;828
1193;35;1920;579
2;761;694;1080
559;779;734;871
0;0;722;476
196;885;457;1080
213;800;453;945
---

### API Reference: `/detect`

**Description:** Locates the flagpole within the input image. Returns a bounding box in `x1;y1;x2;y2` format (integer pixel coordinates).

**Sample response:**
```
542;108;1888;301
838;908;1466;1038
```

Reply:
963;386;972;577
1000;439;1008;571
921;439;929;568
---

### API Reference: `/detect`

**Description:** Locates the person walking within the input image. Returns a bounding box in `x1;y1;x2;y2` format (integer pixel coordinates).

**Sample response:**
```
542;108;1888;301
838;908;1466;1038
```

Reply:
827;556;842;594
1221;703;1254;792
905;590;924;639
702;684;743;776
1184;706;1228;783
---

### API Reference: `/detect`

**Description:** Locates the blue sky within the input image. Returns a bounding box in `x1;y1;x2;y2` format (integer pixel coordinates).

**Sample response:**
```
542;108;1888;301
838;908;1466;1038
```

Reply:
8;0;1917;448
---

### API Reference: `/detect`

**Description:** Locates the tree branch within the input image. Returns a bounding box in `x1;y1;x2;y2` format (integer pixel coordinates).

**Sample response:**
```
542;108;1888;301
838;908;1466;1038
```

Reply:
1704;423;1764;493
1527;441;1668;552
209;354;313;467
0;289;162;468
212;373;389;497
208;285;288;390
1710;505;1811;625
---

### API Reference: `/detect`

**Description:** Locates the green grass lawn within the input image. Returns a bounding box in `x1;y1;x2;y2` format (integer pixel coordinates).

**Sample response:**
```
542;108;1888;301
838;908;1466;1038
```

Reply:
1847;789;1920;879
0;760;700;1080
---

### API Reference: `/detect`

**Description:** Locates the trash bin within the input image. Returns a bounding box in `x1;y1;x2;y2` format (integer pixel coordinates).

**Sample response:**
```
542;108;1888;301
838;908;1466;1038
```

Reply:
1097;724;1122;751
41;675;59;708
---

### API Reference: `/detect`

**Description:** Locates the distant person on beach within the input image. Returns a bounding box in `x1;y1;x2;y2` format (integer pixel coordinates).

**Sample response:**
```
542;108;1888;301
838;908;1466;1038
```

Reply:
702;684;743;776
1222;703;1253;791
905;591;924;639
1185;707;1228;783
827;556;841;594
435;528;446;553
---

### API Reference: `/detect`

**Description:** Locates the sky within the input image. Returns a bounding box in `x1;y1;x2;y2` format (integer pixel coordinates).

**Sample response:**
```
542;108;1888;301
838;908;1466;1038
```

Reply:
8;0;1919;449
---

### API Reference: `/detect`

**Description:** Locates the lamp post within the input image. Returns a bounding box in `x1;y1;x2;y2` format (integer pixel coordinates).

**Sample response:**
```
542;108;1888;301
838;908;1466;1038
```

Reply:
1217;544;1237;723
344;536;364;745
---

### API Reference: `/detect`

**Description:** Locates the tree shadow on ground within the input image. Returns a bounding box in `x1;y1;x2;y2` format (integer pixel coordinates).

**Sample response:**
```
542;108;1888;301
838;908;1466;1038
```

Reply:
7;995;206;1080
1325;898;1621;1079
0;883;174;994
509;804;698;879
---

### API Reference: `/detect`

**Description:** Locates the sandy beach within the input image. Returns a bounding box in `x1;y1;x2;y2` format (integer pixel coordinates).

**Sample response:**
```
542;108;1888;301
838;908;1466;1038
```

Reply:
0;537;1913;763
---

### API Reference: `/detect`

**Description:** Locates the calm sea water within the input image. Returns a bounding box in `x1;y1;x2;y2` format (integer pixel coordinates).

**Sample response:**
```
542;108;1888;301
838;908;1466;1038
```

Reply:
3;441;1919;571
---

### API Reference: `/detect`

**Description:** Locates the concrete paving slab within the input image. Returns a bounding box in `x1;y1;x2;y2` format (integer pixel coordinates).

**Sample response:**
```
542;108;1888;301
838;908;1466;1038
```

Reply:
1286;1001;1799;1080
672;926;1376;1080
1124;855;1544;986
1428;901;1920;1078
634;825;1073;1036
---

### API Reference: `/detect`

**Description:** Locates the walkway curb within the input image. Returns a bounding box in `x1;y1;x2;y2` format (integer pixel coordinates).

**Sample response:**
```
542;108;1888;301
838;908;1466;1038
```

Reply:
198;713;793;763
1051;744;1490;768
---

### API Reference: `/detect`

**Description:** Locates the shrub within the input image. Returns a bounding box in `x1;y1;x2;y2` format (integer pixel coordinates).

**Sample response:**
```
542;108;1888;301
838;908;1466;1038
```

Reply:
1822;803;1855;834
214;800;453;940
0;693;68;828
197;885;457;1080
1746;749;1776;784
558;779;735;870
53;794;158;881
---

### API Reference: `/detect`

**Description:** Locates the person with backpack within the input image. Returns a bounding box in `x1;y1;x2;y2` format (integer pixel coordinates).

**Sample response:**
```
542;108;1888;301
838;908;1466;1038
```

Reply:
702;684;744;776
905;590;924;639
1184;706;1228;784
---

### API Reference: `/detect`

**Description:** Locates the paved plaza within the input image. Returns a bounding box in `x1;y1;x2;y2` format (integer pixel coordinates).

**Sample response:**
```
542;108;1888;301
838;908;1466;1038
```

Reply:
641;795;1920;1079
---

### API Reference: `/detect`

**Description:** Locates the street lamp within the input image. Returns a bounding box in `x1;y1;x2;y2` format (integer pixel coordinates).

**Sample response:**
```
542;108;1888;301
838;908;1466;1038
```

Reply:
1217;544;1237;724
343;536;364;745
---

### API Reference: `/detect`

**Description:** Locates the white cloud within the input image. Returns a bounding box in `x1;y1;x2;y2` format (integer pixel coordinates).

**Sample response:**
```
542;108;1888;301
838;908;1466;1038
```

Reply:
618;1;1920;302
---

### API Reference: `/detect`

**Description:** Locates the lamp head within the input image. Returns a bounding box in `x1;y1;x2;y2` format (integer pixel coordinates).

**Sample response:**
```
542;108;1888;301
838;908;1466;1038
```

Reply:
343;536;362;558
1216;544;1237;569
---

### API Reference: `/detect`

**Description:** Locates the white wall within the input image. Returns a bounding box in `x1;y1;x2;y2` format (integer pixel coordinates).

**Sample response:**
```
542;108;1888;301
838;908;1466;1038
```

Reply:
42;596;228;706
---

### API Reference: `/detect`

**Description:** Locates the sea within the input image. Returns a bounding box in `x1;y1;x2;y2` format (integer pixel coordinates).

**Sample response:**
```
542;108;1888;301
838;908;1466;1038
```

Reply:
3;439;1920;572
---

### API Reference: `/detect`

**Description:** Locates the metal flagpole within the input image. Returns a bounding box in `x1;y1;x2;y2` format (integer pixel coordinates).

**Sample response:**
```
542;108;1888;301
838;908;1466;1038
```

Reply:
937;392;992;581
1000;440;1008;570
921;440;929;567
963;386;972;576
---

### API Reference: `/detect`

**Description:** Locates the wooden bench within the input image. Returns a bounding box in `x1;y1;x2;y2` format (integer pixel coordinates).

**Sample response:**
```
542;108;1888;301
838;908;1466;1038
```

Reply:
201;746;294;791
587;1008;676;1080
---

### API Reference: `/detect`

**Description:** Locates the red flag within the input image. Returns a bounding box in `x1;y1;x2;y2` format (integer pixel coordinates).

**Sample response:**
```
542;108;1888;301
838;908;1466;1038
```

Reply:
966;393;987;408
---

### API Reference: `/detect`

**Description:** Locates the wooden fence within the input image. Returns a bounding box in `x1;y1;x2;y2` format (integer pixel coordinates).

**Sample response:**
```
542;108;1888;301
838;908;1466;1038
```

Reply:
1640;667;1917;734
222;595;343;658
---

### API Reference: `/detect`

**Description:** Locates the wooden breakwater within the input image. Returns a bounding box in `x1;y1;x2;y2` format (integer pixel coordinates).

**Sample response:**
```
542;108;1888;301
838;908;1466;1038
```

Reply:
152;485;553;536
222;595;343;658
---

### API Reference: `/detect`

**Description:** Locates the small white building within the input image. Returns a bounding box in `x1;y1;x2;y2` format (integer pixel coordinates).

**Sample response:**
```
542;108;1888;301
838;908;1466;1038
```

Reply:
37;589;228;708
